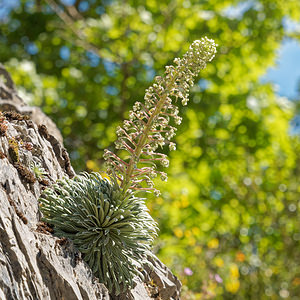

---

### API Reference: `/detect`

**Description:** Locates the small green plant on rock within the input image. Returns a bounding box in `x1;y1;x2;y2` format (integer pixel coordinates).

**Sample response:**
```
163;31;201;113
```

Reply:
39;37;217;295
41;172;157;294
30;160;48;180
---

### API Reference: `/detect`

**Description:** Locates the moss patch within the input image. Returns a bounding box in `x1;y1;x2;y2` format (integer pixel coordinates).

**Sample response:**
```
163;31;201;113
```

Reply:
8;138;20;163
0;111;8;136
38;178;50;186
3;111;30;121
14;162;36;183
0;151;6;159
38;124;50;139
8;138;19;163
36;221;54;235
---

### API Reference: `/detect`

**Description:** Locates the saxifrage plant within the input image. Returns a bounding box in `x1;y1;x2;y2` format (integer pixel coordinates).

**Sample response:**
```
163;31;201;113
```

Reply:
39;37;217;295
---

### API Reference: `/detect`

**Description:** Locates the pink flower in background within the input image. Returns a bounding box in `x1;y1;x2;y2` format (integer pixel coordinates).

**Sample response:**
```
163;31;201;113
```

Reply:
184;267;193;276
215;274;223;283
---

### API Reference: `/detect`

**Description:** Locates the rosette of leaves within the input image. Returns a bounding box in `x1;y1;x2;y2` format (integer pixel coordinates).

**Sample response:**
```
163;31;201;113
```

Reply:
30;160;47;180
39;172;157;295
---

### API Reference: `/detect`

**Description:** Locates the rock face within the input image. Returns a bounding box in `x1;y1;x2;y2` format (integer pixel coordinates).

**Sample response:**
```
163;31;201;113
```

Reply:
0;66;181;300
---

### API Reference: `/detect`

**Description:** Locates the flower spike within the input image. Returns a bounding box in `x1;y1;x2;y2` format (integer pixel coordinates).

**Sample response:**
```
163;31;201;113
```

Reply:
104;37;217;196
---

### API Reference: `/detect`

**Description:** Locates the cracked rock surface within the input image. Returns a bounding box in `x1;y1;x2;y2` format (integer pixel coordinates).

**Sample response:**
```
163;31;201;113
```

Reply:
0;66;181;299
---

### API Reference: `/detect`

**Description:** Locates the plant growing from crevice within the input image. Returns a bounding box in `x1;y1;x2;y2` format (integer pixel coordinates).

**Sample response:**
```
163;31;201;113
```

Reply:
30;160;48;180
40;172;157;294
39;37;217;295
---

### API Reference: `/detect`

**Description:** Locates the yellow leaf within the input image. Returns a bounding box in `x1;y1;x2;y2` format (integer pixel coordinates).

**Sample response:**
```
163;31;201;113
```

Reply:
174;228;183;238
214;257;224;267
230;264;239;278
225;280;240;294
208;238;219;249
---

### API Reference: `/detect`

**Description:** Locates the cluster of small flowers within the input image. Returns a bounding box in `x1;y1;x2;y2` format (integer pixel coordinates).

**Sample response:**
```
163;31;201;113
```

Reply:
104;37;217;196
169;37;217;106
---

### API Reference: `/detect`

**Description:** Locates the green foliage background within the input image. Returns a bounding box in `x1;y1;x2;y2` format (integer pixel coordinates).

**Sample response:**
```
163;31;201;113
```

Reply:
1;0;300;298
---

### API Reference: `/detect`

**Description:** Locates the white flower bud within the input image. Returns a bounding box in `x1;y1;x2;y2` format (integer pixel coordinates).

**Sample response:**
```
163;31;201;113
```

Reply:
161;157;169;168
160;172;168;182
169;142;176;151
174;116;182;125
154;189;161;197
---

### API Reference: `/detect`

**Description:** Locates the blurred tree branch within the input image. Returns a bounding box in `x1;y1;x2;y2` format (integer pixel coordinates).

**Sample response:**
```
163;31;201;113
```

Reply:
45;0;106;60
